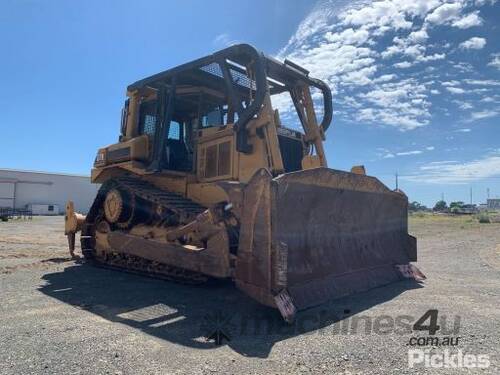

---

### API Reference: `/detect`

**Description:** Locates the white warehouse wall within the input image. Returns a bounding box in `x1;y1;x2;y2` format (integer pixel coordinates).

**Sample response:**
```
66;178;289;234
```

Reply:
0;168;100;214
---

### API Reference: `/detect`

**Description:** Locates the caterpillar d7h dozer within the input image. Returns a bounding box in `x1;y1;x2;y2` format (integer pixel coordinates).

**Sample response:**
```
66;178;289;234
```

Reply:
65;44;424;322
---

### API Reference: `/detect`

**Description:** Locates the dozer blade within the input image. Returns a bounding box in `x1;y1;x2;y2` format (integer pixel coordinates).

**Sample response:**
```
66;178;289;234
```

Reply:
235;168;421;322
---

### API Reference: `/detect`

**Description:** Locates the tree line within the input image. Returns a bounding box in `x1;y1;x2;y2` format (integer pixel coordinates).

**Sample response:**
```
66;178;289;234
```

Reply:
409;200;473;213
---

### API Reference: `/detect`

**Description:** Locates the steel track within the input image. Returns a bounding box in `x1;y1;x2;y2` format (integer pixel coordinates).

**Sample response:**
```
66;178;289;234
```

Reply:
81;175;209;284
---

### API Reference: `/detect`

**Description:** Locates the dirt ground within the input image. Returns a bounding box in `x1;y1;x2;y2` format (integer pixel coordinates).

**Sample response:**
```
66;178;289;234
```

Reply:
0;215;499;374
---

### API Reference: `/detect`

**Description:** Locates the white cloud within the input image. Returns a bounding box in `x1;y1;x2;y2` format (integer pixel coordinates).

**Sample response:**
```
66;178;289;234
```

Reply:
373;74;397;83
469;88;491;94
469;110;499;121
270;91;297;119
379;145;436;159
394;61;413;68
340;0;414;30
446;86;466;94
356;78;430;129
283;42;377;86
428;160;459;165
451;11;483;28
382;32;445;64
488;53;500;70
397;150;423;156
454;128;472;132
279;1;439;131
279;0;345;54
403;153;500;184
381;45;401;59
480;96;500;104
474;0;499;6
459;37;486;50
404;44;426;58
342;65;378;86
452;99;473;110
342;96;362;108
463;79;500;86
325;28;371;45
425;2;463;25
408;28;429;43
278;0;493;132
442;80;461;86
416;53;446;62
452;62;474;72
212;33;238;47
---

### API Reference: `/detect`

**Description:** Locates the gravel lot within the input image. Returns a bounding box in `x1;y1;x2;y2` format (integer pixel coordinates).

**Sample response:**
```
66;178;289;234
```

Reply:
1;215;499;374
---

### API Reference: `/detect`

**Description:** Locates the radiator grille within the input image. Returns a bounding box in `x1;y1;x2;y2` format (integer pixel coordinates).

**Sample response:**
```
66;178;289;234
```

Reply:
205;144;218;178
202;141;231;178
107;147;131;162
218;141;231;176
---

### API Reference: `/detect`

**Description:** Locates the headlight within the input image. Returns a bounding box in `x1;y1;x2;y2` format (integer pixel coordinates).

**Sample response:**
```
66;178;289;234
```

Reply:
94;150;106;166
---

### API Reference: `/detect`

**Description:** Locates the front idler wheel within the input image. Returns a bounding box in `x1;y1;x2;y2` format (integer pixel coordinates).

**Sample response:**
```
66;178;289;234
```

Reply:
103;188;135;228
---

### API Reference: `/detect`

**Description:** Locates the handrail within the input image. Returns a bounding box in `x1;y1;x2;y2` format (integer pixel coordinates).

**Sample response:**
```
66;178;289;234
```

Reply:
126;43;333;148
310;77;333;133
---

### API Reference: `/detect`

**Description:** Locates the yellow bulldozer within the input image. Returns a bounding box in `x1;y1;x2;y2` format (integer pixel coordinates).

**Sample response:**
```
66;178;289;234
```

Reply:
65;44;424;322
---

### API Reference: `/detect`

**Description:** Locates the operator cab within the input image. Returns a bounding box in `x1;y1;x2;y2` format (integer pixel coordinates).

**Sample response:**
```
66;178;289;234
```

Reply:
137;98;193;172
100;44;332;178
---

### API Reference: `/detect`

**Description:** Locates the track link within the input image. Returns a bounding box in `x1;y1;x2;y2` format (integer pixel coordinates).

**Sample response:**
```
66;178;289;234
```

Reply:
81;175;209;284
116;176;206;220
92;253;208;285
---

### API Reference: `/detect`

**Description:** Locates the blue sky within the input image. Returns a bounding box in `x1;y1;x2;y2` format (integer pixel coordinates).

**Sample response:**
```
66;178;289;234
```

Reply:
1;0;499;206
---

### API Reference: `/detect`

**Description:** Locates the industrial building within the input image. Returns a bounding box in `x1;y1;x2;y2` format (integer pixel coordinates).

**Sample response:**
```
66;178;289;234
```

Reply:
487;198;500;210
0;168;99;214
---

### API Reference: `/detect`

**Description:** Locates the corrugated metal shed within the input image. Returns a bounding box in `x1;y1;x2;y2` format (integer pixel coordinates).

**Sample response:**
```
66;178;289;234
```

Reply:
0;168;99;214
487;199;500;210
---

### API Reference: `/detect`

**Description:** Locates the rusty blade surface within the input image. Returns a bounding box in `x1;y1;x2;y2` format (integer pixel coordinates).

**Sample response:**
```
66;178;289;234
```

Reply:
234;167;419;314
395;264;426;282
272;168;417;310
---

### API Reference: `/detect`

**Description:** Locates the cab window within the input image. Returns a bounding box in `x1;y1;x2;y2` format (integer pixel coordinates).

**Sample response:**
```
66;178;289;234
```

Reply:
202;108;223;127
168;121;181;140
138;100;157;136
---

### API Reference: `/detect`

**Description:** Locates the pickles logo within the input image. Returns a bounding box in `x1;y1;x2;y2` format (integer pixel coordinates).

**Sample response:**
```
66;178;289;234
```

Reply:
408;349;490;369
407;310;490;369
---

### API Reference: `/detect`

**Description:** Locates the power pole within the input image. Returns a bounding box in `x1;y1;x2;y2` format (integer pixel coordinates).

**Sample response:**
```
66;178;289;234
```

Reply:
395;172;399;190
487;188;490;200
441;192;444;202
470;187;473;205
